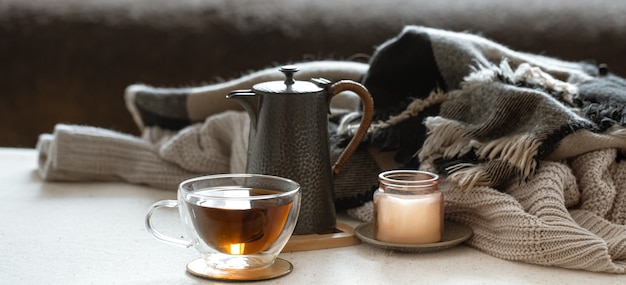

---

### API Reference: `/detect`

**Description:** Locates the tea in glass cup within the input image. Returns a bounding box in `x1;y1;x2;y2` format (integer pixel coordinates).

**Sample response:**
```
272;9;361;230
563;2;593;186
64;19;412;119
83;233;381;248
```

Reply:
145;174;301;281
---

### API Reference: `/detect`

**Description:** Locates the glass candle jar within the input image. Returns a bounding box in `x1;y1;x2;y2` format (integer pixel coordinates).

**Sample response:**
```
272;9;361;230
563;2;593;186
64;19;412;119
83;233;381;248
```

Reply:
373;170;443;244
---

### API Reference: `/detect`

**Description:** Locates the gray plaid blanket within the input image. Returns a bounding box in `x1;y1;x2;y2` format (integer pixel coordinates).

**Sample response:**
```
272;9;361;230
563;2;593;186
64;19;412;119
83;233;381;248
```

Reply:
359;26;626;190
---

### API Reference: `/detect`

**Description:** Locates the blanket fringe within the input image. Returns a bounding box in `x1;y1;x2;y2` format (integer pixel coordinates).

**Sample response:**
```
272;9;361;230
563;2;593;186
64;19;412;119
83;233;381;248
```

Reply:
445;163;491;189
337;89;447;140
463;59;515;89
419;116;473;163
420;116;542;188
375;89;448;129
476;134;541;180
464;59;578;105
513;63;578;105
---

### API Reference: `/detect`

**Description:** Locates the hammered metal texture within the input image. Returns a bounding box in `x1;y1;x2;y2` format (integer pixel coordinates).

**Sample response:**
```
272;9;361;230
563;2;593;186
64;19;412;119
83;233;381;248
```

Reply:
245;90;337;234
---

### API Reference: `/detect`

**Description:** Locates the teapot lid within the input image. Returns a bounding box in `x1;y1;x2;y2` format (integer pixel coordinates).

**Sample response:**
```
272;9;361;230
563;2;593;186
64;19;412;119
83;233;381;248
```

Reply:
252;65;325;94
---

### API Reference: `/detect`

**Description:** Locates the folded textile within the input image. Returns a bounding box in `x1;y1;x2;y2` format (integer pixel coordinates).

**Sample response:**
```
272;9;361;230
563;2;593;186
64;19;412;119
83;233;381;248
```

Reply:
37;111;249;190
358;26;626;189
417;61;626;189
350;149;626;273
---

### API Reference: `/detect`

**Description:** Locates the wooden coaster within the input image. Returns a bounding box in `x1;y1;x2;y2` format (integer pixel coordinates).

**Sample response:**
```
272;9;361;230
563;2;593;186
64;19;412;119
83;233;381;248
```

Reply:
282;221;361;252
187;258;293;281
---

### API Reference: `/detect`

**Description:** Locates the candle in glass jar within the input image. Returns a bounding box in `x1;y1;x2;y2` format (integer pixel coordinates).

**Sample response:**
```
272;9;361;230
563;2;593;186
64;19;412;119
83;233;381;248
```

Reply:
373;170;443;244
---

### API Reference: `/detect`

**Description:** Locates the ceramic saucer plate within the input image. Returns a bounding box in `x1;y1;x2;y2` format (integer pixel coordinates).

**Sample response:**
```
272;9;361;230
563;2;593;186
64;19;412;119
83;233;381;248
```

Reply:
355;221;473;253
186;258;293;281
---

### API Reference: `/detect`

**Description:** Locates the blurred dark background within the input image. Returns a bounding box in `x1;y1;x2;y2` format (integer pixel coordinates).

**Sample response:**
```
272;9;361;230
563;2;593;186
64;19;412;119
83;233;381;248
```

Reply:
2;0;626;147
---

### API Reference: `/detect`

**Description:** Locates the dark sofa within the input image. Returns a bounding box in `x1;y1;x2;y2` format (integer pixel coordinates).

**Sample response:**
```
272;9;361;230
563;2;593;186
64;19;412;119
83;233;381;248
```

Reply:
2;0;626;147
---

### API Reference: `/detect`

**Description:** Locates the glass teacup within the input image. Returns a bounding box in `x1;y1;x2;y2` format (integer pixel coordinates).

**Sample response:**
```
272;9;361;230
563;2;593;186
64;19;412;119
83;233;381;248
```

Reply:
145;174;300;280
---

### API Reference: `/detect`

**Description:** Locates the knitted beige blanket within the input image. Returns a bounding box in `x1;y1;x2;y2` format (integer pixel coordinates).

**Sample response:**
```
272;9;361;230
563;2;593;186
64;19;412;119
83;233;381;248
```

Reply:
37;111;250;190
471;152;626;273
349;149;626;273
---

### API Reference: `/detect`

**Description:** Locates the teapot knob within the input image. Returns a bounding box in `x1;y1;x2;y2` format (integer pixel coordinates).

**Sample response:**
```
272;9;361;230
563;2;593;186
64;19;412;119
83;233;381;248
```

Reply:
280;65;300;86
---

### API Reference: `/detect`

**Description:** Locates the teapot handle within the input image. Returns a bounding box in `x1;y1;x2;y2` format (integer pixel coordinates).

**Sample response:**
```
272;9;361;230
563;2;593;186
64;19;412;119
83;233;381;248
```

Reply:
330;80;374;175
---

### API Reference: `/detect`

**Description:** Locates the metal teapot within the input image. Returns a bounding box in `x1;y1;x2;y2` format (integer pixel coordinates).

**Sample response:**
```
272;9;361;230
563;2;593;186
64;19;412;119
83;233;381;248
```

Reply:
227;65;374;234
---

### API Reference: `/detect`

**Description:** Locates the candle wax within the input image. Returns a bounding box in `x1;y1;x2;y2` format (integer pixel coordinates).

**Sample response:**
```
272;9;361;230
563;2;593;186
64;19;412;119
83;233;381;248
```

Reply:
374;191;443;244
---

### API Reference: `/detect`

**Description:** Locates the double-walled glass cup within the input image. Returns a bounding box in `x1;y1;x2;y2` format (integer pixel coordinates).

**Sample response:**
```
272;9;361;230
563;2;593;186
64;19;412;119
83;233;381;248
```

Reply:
145;174;301;274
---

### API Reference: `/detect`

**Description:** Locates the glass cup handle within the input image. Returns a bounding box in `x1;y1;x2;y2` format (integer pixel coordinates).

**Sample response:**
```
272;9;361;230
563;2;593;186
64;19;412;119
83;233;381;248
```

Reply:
144;200;192;248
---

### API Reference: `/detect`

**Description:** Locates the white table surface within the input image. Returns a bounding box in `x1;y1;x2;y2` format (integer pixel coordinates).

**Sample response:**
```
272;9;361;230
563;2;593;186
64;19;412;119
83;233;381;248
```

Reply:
1;147;624;284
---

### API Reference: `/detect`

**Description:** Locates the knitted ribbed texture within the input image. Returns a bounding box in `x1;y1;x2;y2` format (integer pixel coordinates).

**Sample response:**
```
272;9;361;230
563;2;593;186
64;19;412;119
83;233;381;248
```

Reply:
571;149;624;220
37;111;249;190
348;150;626;273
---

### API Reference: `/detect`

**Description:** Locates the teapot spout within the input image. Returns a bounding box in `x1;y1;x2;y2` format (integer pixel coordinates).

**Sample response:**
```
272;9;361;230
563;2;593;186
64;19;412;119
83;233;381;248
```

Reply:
227;89;259;130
